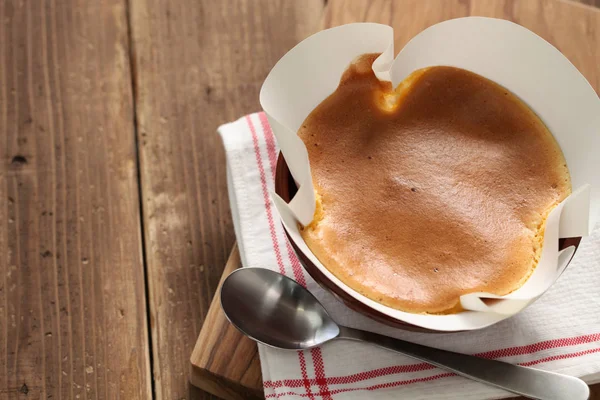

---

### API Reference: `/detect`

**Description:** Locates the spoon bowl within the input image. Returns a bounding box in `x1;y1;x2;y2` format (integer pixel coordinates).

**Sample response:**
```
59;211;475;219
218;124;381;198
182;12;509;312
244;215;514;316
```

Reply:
221;267;339;350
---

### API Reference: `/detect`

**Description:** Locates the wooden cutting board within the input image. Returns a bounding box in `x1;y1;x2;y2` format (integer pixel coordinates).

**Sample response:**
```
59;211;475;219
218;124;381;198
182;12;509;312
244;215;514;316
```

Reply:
190;245;263;400
190;1;600;399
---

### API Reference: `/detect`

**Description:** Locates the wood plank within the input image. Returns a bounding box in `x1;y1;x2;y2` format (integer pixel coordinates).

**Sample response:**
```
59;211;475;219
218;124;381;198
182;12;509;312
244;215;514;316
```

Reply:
190;1;600;399
128;0;325;398
190;245;263;400
0;1;151;399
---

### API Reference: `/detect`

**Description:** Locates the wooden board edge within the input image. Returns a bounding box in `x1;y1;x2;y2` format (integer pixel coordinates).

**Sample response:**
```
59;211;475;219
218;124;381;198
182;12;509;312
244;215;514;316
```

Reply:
189;363;264;400
190;244;264;399
190;244;241;367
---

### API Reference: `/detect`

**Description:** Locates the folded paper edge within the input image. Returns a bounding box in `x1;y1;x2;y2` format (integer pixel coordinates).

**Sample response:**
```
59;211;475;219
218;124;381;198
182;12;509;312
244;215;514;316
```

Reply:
259;23;394;227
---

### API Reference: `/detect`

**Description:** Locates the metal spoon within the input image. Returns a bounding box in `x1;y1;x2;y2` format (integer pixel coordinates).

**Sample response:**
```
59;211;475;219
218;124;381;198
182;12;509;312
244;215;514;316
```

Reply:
221;267;589;400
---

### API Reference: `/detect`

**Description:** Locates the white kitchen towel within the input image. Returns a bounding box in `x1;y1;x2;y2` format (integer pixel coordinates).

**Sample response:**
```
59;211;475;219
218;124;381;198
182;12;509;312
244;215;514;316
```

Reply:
219;112;600;400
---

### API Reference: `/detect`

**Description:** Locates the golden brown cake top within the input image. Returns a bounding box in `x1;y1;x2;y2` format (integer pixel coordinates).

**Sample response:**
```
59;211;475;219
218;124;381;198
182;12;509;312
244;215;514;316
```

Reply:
299;54;571;314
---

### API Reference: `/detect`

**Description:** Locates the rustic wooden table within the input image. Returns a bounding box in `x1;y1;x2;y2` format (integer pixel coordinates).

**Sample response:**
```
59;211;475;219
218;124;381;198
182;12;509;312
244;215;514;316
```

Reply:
0;0;598;399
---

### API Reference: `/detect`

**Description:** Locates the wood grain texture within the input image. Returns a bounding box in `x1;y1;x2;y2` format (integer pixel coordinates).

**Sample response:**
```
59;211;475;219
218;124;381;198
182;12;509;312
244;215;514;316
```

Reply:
190;1;599;399
190;245;263;400
0;1;151;399
323;0;600;93
128;1;325;398
191;248;262;400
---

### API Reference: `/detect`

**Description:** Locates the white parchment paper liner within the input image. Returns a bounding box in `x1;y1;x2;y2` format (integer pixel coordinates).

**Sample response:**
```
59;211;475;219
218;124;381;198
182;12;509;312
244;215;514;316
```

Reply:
260;18;600;331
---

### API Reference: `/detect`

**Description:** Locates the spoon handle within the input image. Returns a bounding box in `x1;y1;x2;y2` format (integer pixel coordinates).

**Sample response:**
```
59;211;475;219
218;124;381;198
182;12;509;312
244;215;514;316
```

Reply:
338;326;589;400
